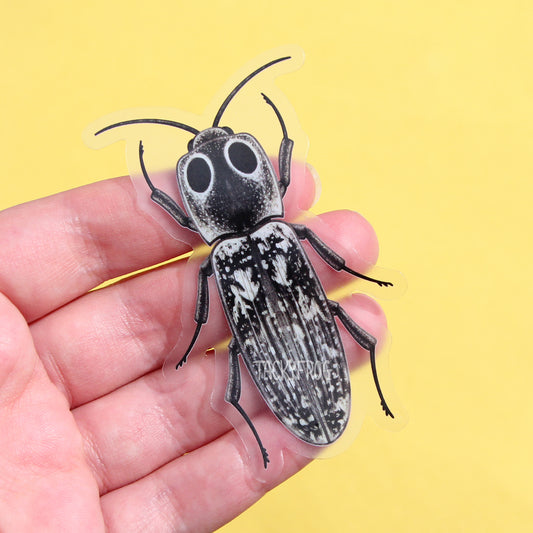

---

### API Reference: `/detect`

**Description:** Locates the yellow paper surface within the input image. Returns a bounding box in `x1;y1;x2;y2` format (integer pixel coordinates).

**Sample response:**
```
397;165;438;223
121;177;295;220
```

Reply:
1;2;531;531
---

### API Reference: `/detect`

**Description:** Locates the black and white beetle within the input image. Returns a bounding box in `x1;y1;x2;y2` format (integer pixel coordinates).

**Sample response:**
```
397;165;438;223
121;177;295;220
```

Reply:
95;56;394;468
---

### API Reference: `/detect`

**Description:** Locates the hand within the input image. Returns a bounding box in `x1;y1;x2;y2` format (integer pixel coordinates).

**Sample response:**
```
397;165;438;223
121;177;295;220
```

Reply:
0;166;387;532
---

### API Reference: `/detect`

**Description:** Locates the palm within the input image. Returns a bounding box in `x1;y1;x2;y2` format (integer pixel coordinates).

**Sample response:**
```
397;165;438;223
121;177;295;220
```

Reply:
0;166;386;532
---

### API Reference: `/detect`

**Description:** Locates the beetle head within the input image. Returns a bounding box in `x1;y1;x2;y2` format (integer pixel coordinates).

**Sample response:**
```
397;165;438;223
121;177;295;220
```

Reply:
177;127;283;244
94;56;292;245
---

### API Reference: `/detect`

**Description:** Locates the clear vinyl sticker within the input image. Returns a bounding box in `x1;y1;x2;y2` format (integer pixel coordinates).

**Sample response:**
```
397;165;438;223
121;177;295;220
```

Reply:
84;45;406;483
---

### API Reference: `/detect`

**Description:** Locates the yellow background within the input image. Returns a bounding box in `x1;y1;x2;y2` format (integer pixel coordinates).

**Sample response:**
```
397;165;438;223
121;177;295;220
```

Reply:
1;1;531;531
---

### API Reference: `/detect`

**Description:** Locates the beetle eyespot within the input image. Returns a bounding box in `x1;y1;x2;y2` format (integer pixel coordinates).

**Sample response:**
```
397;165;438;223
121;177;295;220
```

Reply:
227;142;258;174
186;157;212;192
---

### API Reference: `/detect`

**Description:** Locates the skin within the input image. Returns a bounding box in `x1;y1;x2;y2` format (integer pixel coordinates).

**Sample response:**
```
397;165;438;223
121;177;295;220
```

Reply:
0;164;387;532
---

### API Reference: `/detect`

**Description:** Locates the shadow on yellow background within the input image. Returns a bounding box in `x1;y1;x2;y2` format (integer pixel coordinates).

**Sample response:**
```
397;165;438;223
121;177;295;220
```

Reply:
1;1;531;531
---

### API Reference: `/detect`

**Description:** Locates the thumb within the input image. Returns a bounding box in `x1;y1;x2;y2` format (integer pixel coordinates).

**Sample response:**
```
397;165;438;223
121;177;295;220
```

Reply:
0;292;106;531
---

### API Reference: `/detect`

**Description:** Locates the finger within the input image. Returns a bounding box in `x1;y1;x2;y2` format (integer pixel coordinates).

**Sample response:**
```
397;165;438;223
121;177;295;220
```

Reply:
32;209;381;407
0;177;183;323
74;293;387;495
100;417;311;533
0;293;104;532
0;163;317;322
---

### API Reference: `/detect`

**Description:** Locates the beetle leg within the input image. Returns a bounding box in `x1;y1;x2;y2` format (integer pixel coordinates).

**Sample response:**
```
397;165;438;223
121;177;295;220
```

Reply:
292;224;393;287
176;257;213;369
138;140;198;232
328;300;394;418
261;93;294;197
225;339;270;468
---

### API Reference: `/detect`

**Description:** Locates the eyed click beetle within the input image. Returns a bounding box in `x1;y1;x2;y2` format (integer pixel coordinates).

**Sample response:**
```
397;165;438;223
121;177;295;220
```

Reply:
94;55;394;469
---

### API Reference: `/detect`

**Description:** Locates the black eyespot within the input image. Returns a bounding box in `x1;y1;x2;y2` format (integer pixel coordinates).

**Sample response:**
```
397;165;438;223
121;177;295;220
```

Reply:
186;157;211;193
228;142;258;174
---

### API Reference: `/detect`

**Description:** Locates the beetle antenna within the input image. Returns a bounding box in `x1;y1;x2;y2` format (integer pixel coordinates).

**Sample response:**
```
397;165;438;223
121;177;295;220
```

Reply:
95;118;199;136
261;92;288;138
212;56;291;127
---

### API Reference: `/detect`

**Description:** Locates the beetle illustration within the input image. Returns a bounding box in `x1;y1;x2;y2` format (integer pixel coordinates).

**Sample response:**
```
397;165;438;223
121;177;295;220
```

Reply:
94;56;394;468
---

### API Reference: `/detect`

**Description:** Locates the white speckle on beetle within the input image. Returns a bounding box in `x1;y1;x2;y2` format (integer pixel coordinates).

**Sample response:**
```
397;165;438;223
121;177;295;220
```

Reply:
271;255;291;287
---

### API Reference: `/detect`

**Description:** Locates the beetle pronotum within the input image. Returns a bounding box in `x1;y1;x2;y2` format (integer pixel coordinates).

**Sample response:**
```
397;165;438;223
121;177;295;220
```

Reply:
94;56;393;468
